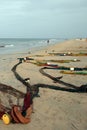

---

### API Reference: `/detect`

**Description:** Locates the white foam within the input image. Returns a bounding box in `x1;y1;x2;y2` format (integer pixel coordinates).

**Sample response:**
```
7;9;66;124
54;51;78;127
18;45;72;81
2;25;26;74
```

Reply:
5;44;14;47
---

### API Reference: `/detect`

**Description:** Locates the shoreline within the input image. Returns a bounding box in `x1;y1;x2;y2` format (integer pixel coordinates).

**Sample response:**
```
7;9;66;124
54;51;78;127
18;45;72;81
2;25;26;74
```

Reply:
0;38;64;55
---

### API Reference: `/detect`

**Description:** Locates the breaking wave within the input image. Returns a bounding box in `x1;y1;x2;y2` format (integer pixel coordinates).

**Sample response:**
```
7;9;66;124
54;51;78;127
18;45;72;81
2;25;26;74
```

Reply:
5;44;14;47
0;44;14;48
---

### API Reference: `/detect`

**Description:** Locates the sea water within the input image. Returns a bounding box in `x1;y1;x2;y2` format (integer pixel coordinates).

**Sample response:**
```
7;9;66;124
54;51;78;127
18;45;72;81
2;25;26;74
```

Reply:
0;38;64;54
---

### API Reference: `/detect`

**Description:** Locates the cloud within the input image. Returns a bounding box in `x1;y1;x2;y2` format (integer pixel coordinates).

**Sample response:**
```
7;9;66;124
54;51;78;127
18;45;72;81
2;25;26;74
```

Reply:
0;0;87;38
0;0;29;15
25;0;87;11
0;0;87;16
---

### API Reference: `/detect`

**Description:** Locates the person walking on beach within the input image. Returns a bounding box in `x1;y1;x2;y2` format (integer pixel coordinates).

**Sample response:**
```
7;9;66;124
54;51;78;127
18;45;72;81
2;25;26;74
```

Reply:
47;40;49;44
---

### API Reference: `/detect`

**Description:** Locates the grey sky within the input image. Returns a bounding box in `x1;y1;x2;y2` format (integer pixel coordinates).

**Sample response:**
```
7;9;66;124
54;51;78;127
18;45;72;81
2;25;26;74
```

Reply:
0;0;87;38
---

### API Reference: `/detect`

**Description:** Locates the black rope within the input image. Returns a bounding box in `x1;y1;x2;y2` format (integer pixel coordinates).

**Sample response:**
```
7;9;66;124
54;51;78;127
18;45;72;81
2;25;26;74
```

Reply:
11;61;87;96
39;67;87;93
11;62;31;91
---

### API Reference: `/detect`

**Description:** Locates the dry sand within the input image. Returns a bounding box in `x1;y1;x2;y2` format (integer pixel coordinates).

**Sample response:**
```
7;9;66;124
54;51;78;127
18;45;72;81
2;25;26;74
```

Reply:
0;39;87;130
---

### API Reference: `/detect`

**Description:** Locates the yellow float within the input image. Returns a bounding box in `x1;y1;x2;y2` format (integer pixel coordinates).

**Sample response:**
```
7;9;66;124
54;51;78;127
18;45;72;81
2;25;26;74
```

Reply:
2;113;11;125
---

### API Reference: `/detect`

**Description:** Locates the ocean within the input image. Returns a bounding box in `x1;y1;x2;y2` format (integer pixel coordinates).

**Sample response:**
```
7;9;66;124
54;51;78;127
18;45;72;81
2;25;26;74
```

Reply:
0;38;64;54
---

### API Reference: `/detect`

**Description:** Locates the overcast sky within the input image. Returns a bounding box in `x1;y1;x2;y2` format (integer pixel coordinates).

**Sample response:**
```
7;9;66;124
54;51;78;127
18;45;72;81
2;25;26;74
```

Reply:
0;0;87;38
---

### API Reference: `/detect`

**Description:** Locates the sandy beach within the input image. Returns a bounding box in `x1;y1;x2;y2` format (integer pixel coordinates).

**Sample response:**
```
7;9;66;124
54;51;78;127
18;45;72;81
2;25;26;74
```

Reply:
0;39;87;130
